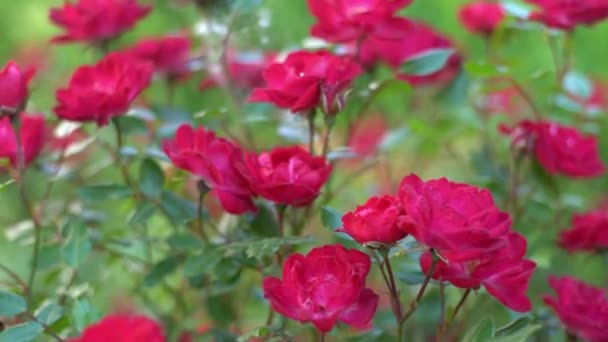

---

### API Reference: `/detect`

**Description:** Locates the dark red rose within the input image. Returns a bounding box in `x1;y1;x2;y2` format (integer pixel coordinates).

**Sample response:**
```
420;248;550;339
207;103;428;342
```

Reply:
124;35;192;81
248;50;361;114
347;114;388;159
0;113;46;169
68;314;165;342
458;2;506;35
54;52;153;126
339;195;408;245
500;120;605;178
0;61;35;111
559;208;608;253
50;0;152;44
526;0;608;31
162;124;257;215
244;146;332;207
308;0;413;43
263;244;379;332
543;276;608;341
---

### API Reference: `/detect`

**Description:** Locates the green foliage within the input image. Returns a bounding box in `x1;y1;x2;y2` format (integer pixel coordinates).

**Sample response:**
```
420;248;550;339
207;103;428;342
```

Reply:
0;290;26;317
400;49;454;76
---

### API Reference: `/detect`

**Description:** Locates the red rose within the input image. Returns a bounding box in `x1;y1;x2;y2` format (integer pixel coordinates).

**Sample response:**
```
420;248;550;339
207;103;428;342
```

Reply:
559;209;608;253
359;22;461;86
54;53;153;126
263;244;379;332
0;113;46;169
244;146;332;207
543;276;608;341
308;0;413;43
49;0;152;44
526;0;608;31
501;120;605;178
339;195;408;245
346;114;387;159
398;174;511;262
421;232;536;312
0;61;35;111
69;314;166;342
458;2;505;35
124;36;192;81
162;124;256;215
248;50;361;114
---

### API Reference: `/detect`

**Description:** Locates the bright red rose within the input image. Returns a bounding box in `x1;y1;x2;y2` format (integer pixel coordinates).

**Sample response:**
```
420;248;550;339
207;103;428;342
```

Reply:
347;114;387;159
49;0;152;44
263;244;379;332
124;36;192;81
359;22;461;86
0;113;46;169
559;208;608;253
398;174;511;262
543;276;608;341
526;0;608;31
421;232;536;312
339;195;408;245
69;314;165;342
500;120;605;178
0;61;35;111
54;53;153;126
162;124;257;215
458;2;505;35
248;50;361;114
244;146;332;207
308;0;413;43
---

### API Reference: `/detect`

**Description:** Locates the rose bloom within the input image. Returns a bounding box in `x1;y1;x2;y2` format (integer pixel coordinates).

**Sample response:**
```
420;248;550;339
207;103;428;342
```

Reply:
346;114;388;159
50;0;152;44
458;2;505;35
54;52;153;126
359;21;461;86
308;0;413;43
559;208;608;253
263;244;379;332
339;195;408;245
501;120;605;178
0;61;35;111
244;146;332;207
398;174;512;262
248;50;361;114
162;124;257;215
525;0;608;31
124;36;192;81
421;232;536;312
0;113;46;169
68;314;165;342
543;276;608;341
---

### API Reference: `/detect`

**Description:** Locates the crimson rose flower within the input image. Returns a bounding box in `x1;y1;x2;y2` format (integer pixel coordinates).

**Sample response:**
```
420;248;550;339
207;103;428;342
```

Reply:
263;244;379;332
525;0;608;31
162;124;256;215
458;2;505;35
308;0;413;43
0;113;46;169
559;208;608;253
248;50;361;114
244;146;332;207
398;174;511;262
69;313;166;342
543;276;608;341
339;195;408;245
54;53;153;126
124;36;192;81
0;61;35;111
501;120;605;178
50;0;152;44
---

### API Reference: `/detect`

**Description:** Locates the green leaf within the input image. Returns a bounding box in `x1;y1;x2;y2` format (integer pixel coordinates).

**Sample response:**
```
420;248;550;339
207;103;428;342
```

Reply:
0;290;26;317
249;203;279;237
232;0;262;11
494;317;532;337
320;206;342;231
160;191;197;226
61;220;91;268
167;233;204;251
464;61;509;78
34;302;63;326
77;184;132;202
0;322;44;342
400;48;454;76
0;179;14;192
72;298;99;332
143;256;180;287
129;201;157;225
462;319;494;342
493;318;541;342
563;71;592;100
436;68;471;106
114;115;148;135
396;270;425;285
206;294;236;327
139;159;164;199
238;327;271;342
224;236;315;259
